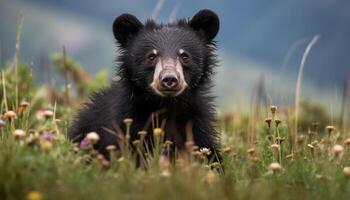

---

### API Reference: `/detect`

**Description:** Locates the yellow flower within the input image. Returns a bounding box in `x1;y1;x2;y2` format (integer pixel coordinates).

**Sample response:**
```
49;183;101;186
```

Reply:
40;141;53;151
27;191;43;200
153;128;163;136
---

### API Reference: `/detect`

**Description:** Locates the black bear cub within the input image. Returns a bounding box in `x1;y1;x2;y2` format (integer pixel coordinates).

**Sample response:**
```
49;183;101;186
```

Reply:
69;9;221;160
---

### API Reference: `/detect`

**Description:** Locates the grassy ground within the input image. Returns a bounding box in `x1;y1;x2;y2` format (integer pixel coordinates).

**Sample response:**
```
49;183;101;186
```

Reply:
0;57;350;200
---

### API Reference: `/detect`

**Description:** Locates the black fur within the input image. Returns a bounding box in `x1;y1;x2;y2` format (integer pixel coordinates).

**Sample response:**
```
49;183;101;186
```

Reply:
69;9;221;160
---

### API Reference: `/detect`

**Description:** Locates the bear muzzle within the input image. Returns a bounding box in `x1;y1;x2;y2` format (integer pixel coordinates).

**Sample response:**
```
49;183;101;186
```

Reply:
150;58;187;97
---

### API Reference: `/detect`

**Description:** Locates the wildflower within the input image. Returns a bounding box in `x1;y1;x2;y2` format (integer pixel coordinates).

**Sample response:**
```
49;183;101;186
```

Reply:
26;191;43;200
106;145;116;151
19;101;30;113
13;129;26;139
101;160;111;169
343;166;350;178
199;147;211;156
26;136;38;146
209;162;221;169
137;130;147;138
265;117;272;127
251;156;260;162
270;143;280;151
123;118;133;126
326;125;335;133
160;169;171;177
332;144;344;157
43;132;54;141
165;140;173;146
43;110;54;119
269;162;282;173
4;110;17;121
307;144;315;149
315;174;325;180
270;105;277;114
276;137;285;144
96;154;105;161
223;146;231;153
275;118;281;127
117;157;125;162
132;140;141;147
0;119;6;127
247;148;255;155
153;128;163;136
344;138;350;145
40;141;53;151
79;139;90;149
85;132;100;144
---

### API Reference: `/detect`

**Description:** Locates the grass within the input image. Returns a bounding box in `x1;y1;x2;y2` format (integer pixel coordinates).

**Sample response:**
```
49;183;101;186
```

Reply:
0;43;350;200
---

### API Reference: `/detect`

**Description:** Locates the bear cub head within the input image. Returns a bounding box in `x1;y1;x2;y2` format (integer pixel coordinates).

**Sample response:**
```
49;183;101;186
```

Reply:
113;9;219;98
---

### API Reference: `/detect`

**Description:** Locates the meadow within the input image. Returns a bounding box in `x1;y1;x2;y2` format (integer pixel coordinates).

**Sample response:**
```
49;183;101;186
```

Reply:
0;31;350;200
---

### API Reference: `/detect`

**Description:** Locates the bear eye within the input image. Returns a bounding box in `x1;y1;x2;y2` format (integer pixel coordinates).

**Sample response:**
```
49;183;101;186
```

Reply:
179;49;190;63
148;53;157;61
147;49;158;62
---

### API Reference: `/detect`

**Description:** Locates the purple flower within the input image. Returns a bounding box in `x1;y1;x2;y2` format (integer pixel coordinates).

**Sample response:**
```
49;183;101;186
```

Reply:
0;119;6;127
79;139;90;149
43;132;54;141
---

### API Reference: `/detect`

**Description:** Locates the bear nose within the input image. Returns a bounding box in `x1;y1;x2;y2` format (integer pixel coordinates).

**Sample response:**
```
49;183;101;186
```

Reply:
161;74;179;89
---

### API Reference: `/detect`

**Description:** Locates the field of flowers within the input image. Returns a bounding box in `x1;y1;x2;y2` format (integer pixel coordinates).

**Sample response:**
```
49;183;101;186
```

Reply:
0;50;349;200
0;21;349;198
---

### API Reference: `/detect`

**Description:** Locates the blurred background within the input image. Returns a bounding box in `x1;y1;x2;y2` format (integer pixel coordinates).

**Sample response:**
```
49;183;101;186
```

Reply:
0;0;349;112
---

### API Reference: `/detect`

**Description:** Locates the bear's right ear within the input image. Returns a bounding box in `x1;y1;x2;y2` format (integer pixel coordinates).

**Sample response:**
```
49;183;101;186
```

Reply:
113;14;143;46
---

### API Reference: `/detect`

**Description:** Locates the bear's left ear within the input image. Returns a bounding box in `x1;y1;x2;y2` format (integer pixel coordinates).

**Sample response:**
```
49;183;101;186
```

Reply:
189;9;220;42
113;13;144;46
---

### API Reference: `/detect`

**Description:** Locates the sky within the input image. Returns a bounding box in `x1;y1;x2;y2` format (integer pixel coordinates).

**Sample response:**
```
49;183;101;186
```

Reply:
0;0;349;111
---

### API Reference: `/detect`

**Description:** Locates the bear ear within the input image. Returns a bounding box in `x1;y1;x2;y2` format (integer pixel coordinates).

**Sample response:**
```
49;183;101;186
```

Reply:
189;9;220;42
113;13;143;46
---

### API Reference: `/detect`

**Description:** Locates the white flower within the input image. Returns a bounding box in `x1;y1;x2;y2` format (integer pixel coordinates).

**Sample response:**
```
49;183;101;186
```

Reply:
199;147;211;156
13;129;26;138
269;162;282;172
85;132;100;144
